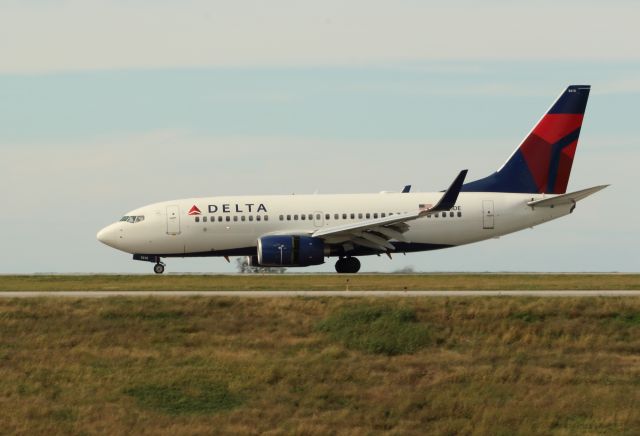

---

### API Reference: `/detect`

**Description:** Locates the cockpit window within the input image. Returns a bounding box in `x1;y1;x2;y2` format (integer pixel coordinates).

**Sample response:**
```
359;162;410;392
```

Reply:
120;215;145;223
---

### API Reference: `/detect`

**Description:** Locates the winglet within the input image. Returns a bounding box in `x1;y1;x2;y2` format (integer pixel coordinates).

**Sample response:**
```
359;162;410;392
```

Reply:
402;185;411;193
425;170;468;213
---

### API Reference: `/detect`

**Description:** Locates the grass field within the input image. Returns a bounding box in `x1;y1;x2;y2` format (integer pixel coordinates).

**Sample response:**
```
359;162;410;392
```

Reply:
1;273;639;292
2;296;640;434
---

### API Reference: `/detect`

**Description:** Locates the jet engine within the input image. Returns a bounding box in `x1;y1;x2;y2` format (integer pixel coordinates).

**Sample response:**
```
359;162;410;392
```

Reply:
257;235;325;267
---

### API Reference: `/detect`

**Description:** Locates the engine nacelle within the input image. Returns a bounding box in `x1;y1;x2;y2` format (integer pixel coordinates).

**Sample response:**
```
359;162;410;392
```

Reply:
257;235;325;267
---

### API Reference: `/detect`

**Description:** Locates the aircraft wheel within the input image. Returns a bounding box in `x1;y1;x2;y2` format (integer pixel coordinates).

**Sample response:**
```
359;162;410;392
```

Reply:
346;257;361;273
335;257;360;273
335;258;347;273
153;263;165;274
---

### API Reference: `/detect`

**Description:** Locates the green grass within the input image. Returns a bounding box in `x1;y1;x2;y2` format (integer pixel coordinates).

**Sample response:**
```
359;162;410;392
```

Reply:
317;305;432;355
0;273;639;292
3;297;640;434
124;382;242;415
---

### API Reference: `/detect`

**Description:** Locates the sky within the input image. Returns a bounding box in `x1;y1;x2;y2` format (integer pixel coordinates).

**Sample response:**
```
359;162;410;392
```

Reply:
1;0;638;273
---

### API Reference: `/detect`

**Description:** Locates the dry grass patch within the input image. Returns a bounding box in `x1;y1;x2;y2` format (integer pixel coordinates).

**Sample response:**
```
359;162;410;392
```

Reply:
2;297;640;434
1;273;639;292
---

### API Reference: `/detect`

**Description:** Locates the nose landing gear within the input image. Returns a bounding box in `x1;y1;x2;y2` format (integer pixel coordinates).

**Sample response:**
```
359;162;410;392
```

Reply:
133;254;166;274
153;262;165;274
335;256;361;274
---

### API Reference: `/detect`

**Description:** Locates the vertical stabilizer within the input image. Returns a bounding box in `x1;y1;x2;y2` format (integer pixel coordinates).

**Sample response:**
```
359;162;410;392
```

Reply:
462;85;590;194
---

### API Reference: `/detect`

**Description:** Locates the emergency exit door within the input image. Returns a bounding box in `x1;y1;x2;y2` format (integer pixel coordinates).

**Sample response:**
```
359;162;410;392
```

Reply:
482;200;494;229
166;205;181;235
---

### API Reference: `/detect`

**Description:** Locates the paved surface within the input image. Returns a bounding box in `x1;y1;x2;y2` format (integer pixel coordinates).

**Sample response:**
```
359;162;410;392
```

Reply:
0;290;639;298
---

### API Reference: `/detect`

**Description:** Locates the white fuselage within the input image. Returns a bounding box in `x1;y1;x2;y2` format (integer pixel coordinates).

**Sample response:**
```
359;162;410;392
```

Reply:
97;191;569;258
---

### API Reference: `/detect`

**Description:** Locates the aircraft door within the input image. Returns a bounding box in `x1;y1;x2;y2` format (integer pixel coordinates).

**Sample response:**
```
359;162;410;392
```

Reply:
313;211;324;227
482;200;494;229
166;205;181;235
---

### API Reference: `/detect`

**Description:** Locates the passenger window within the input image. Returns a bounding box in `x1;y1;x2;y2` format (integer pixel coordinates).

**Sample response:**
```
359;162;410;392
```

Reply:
233;216;238;222
450;211;454;217
307;214;312;220
366;213;370;219
287;215;291;221
427;214;431;218
381;213;386;218
265;215;269;221
334;214;339;220
195;217;200;222
279;215;284;221
350;213;355;219
301;214;306;220
435;213;439;218
358;213;363;219
457;211;462;217
203;216;207;222
373;213;378;219
249;215;254;221
257;215;262;221
294;214;298;220
316;214;321;220
218;216;223;222
226;216;231;222
241;216;246;222
325;214;330;220
342;213;347;219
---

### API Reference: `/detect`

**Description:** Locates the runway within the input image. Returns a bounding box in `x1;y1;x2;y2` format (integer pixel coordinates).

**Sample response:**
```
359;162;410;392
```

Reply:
1;290;640;298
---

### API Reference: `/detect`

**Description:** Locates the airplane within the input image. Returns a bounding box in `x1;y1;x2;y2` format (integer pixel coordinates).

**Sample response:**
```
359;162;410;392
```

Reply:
97;85;607;274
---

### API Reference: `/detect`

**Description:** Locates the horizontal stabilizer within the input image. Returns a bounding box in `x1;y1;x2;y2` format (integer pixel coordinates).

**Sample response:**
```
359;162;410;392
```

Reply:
527;185;609;208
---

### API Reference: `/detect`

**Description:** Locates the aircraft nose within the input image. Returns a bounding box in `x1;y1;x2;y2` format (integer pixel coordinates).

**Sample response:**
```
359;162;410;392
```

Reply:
97;224;120;248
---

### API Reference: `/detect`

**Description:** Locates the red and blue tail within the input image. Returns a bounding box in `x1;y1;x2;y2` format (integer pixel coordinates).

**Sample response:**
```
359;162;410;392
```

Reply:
462;85;590;194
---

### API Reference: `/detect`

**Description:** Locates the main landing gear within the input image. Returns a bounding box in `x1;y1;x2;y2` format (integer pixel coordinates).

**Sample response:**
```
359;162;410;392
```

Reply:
335;256;361;274
153;262;165;274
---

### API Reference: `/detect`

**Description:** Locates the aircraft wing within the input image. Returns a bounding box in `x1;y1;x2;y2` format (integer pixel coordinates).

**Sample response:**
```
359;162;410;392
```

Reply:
311;170;467;251
527;185;609;209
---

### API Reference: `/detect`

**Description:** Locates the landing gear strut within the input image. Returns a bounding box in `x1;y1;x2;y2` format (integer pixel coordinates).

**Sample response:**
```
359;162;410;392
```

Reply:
335;257;361;274
153;262;165;274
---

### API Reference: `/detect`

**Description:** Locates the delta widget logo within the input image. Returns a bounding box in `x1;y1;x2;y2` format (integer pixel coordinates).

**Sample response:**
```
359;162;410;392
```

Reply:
188;205;201;215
